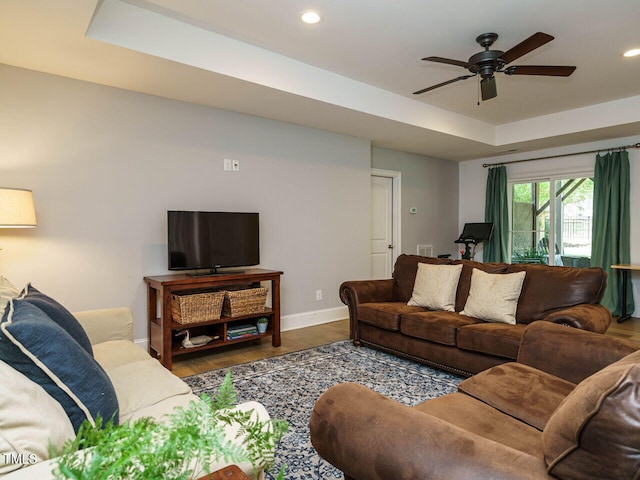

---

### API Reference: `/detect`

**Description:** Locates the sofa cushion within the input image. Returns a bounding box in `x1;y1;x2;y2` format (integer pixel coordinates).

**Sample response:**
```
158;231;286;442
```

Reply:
392;255;452;302
0;359;75;475
457;323;526;359
19;284;93;355
458;362;576;431
74;307;134;344
506;264;606;323
414;392;543;457
461;269;526;324
106;357;192;421
401;311;479;346
542;350;640;479
92;341;187;422
407;263;462;312
93;339;154;372
0;299;119;432
454;260;508;312
358;302;425;331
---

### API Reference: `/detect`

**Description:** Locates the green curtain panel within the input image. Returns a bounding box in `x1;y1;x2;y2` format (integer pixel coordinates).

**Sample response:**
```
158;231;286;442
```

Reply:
484;166;509;262
591;150;634;317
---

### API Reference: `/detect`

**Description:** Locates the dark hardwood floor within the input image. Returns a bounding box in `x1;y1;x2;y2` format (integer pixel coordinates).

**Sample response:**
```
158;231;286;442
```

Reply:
603;316;640;342
172;316;640;378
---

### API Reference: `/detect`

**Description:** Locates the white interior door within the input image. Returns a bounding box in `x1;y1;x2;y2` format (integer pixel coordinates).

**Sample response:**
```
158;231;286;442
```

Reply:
371;175;393;279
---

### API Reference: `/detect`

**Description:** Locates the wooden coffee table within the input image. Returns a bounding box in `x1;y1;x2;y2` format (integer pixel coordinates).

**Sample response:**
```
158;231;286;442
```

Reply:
197;464;249;480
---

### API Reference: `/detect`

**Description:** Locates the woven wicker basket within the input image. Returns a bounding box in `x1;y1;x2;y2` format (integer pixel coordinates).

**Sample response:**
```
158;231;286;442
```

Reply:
223;287;268;317
171;290;225;324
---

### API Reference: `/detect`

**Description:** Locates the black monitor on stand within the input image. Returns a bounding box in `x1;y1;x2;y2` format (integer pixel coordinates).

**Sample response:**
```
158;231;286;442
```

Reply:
454;223;494;260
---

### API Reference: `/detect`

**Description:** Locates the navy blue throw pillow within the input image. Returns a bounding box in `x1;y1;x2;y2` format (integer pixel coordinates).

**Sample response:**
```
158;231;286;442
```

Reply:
0;299;119;432
20;284;93;356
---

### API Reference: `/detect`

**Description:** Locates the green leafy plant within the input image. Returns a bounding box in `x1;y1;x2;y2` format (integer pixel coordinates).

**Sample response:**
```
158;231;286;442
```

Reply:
513;248;545;263
50;372;287;480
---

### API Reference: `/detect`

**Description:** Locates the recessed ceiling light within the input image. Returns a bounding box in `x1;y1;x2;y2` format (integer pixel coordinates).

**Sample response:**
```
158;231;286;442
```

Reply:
623;48;640;58
300;10;322;24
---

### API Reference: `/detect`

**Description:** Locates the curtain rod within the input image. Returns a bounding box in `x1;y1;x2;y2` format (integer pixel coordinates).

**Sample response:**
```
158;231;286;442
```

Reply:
482;142;640;168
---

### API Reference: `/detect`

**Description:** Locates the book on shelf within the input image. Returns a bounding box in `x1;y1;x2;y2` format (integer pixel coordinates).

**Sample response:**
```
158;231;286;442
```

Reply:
227;324;259;340
227;331;259;340
227;324;258;335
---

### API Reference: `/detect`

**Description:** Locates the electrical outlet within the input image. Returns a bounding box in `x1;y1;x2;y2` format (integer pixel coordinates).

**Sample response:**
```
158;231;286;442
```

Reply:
223;159;232;171
316;289;323;301
232;159;240;171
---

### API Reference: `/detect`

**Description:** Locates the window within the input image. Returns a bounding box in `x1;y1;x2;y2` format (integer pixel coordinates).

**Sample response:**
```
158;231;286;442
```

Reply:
510;175;593;267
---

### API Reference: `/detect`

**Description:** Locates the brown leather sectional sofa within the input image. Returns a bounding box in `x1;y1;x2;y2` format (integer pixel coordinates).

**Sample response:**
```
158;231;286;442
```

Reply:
310;321;640;480
340;254;611;376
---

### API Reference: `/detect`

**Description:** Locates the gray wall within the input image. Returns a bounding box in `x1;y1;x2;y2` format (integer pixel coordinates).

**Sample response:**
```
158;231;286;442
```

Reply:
372;147;459;258
0;65;371;341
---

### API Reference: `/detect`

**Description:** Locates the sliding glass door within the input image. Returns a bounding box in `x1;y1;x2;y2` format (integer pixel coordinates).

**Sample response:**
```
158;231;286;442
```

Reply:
510;175;593;266
511;180;550;264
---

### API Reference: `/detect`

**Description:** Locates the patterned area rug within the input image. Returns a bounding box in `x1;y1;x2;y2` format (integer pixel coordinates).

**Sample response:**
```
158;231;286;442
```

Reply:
183;340;463;479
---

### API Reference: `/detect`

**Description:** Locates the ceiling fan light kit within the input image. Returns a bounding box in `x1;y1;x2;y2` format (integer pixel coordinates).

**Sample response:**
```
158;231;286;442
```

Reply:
481;76;496;101
414;32;577;101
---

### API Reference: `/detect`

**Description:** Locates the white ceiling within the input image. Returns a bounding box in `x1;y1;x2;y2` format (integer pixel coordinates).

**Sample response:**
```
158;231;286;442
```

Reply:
2;0;640;160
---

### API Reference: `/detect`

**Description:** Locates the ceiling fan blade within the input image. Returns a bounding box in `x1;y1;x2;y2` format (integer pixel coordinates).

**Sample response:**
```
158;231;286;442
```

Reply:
481;77;497;101
413;75;475;95
500;32;554;64
422;56;470;68
506;65;576;76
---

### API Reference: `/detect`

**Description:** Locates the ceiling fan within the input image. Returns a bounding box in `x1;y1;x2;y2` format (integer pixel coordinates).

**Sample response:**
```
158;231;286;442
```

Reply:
413;32;576;101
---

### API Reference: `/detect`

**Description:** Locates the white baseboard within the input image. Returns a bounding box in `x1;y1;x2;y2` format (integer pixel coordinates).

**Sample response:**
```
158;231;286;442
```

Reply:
133;305;348;348
281;305;348;332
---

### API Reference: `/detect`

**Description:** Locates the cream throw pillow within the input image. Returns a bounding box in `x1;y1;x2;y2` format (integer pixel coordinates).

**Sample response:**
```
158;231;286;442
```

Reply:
461;268;526;324
0;359;75;474
0;276;18;312
408;263;463;312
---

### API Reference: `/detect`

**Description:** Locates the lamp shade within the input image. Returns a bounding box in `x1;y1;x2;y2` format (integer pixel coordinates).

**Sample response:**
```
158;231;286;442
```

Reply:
0;188;37;228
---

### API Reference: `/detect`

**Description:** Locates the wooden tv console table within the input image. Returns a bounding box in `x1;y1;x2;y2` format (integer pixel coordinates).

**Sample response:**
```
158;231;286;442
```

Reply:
144;269;282;370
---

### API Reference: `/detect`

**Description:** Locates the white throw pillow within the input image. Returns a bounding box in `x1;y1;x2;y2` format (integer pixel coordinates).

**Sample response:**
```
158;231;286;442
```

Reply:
461;268;526;324
0;276;19;312
408;263;463;312
0;359;75;475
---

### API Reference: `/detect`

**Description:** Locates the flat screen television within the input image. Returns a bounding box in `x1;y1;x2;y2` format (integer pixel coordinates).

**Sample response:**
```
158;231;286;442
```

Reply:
168;211;259;273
